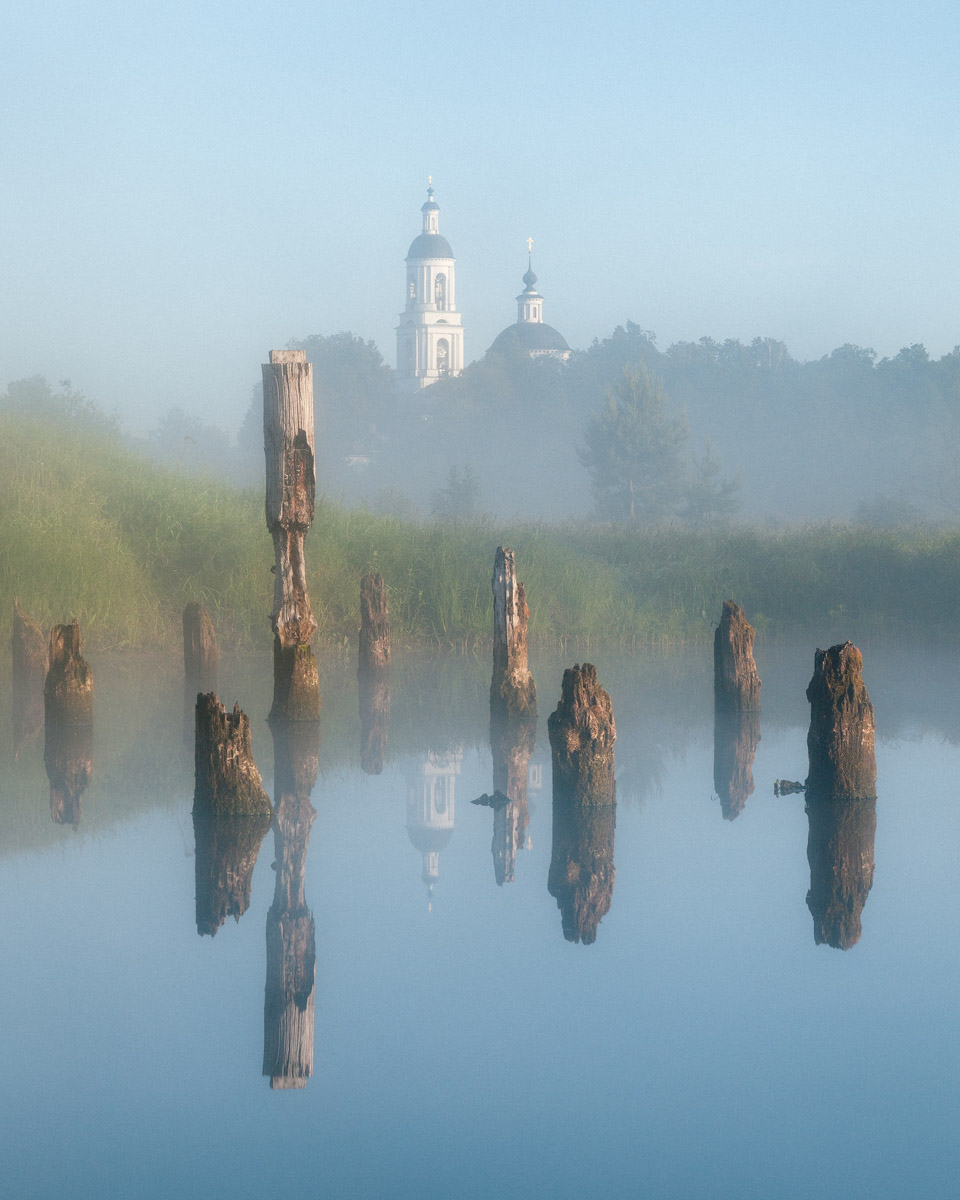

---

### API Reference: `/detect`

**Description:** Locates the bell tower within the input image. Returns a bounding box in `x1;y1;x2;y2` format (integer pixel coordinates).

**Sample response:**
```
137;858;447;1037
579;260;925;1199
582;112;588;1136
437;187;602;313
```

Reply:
396;181;465;390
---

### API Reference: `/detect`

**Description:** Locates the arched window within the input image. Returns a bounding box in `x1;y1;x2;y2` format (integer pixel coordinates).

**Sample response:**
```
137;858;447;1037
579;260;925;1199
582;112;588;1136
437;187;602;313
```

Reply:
437;338;450;376
435;273;446;311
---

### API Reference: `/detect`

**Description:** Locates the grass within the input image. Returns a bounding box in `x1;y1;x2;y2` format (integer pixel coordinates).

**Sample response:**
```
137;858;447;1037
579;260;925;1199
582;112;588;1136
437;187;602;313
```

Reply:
2;410;959;653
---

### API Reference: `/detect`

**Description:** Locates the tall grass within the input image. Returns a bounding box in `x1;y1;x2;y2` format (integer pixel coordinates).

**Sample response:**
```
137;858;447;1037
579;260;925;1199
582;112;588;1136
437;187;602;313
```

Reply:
2;411;958;652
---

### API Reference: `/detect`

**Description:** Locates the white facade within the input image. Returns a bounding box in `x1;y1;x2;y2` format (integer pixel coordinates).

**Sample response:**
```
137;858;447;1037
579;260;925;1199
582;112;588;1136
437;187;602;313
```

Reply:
395;185;465;390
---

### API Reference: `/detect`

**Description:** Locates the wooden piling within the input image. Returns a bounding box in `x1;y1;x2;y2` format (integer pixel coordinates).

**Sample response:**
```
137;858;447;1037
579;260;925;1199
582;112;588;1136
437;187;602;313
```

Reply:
263;348;321;720
714;600;761;713
490;546;536;718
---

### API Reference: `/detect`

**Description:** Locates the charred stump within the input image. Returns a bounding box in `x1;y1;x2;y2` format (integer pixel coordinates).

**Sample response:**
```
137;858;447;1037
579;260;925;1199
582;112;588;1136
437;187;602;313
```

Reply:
44;621;93;726
12;598;47;756
44;721;93;828
805;642;876;801
263;348;321;721
263;718;320;1089
805;793;877;950
547;800;616;945
714;600;761;713
358;571;390;672
358;669;391;775
713;708;761;820
547;663;616;805
194;693;271;819
490;546;536;719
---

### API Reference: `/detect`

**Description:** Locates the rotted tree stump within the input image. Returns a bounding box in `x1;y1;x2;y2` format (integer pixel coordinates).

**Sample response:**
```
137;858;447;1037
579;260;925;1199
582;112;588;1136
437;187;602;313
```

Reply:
547;801;617;945
12;598;47;756
183;602;219;689
490;546;536;718
359;571;390;672
44;621;93;726
714;600;761;713
805;793;877;950
805;642;876;801
547;663;616;805
263;348;321;721
194;693;271;819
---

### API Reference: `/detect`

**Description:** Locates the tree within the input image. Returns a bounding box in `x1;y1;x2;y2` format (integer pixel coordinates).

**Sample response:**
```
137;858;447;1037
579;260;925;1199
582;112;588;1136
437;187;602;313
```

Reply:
578;364;688;521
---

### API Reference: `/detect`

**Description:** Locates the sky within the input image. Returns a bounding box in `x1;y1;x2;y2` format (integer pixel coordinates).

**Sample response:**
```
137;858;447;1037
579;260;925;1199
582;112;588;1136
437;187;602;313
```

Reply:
2;0;959;433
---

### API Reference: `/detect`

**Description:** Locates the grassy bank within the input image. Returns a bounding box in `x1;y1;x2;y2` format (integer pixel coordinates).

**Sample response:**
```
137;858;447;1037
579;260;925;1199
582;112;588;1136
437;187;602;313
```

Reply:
2;411;958;651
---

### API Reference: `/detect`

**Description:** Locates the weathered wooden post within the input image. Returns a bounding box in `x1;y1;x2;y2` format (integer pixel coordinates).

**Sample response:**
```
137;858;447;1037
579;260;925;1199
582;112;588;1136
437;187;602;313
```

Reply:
44;621;93;726
490;546;536;719
714;600;761;713
358;571;390;672
263;719;320;1089
547;663;616;805
183;602;219;689
263;348;321;721
12;598;47;756
805;642;876;800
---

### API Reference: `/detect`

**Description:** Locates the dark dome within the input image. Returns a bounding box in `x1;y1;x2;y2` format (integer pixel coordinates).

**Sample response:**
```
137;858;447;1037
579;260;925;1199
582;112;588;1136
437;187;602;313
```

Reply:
489;322;570;355
407;232;453;259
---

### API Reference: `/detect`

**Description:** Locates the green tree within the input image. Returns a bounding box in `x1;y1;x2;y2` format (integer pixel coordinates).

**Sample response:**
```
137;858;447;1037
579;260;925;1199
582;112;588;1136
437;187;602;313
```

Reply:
579;364;688;521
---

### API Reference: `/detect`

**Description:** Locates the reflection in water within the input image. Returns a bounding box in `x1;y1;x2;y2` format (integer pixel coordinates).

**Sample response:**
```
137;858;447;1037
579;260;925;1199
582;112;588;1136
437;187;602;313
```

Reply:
193;806;271;935
805;792;877;950
406;750;460;907
264;720;320;1089
713;708;760;820
548;799;617;944
358;668;391;775
486;711;535;885
44;721;93;828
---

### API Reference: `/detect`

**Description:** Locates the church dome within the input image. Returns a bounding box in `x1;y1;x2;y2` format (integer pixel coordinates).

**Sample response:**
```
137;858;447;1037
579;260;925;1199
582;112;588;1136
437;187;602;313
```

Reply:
489;321;570;356
406;232;454;259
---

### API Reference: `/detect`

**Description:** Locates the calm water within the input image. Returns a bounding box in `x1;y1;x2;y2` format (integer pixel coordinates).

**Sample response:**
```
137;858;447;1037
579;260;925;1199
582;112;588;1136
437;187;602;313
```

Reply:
2;640;959;1199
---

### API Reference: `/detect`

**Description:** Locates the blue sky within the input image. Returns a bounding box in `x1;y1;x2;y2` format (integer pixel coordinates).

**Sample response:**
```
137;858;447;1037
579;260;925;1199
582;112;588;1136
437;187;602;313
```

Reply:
2;0;958;431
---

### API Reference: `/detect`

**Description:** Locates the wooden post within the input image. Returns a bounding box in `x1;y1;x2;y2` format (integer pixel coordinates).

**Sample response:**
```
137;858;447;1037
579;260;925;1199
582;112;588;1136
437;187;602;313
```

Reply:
805;642;876;800
714;600;761;713
490;546;536;718
359;571;390;671
194;693;271;819
11;598;47;756
44;621;93;726
183;602;219;689
547;663;616;805
263;348;321;721
805;793;877;949
263;719;320;1089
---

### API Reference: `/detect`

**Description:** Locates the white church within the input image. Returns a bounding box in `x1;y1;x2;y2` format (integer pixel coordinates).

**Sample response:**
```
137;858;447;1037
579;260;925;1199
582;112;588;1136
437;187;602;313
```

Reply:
395;184;569;390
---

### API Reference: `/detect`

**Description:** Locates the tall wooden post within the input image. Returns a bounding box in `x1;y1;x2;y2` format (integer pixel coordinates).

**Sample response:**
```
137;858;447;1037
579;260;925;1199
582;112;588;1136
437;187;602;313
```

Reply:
490;546;536;718
263;349;321;720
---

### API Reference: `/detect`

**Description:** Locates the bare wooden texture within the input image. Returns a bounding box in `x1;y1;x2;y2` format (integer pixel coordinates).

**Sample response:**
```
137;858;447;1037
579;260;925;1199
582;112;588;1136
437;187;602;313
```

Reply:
183;602;219;687
193;807;271;936
490;546;536;717
358;669;391;775
358;572;390;671
44;722;92;828
713;708;760;820
805;642;876;800
489;711;535;885
547;800;617;945
44;621;93;726
12;598;47;756
805;794;877;949
714;600;761;713
547;663;616;804
193;693;271;819
262;349;317;650
263;719;320;1089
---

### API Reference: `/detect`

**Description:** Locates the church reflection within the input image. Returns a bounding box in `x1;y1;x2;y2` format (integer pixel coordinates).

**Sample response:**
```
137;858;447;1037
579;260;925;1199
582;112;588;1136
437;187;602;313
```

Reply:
406;749;461;907
713;708;760;820
805;791;877;950
263;719;320;1089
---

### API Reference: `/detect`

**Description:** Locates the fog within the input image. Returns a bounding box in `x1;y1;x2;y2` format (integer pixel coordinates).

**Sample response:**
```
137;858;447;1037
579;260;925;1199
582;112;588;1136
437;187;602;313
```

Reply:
3;1;959;524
